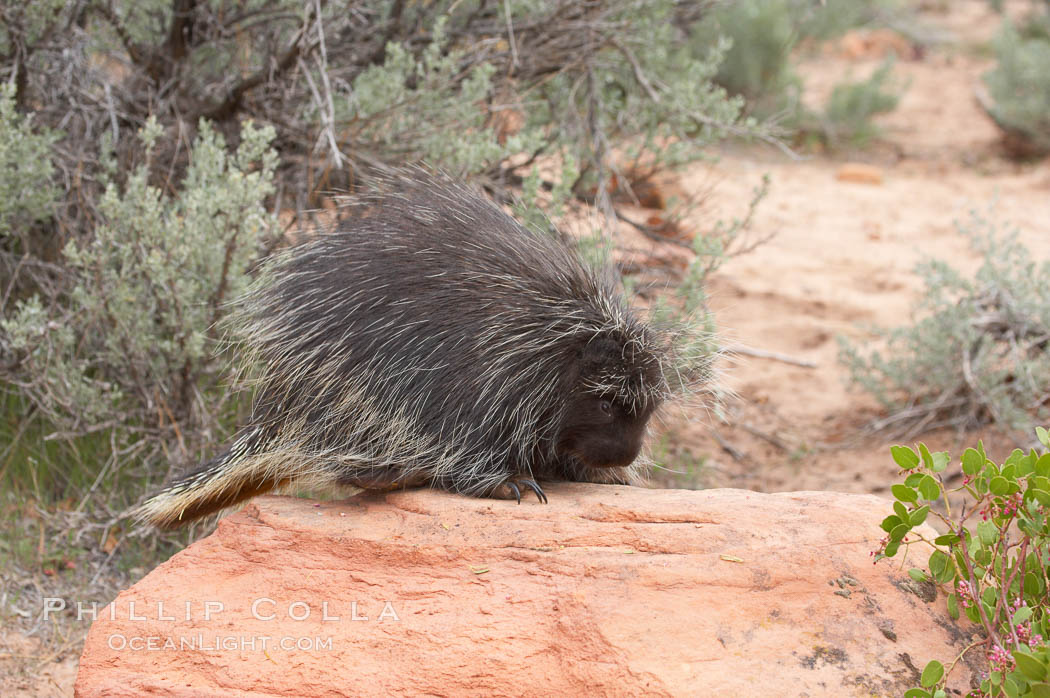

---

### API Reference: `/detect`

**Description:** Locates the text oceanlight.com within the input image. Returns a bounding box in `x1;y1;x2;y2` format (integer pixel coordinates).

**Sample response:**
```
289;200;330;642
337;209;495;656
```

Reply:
107;634;335;652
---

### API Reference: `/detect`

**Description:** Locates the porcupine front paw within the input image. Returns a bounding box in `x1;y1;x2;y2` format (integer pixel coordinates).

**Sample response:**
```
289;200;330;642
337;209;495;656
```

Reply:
494;477;548;504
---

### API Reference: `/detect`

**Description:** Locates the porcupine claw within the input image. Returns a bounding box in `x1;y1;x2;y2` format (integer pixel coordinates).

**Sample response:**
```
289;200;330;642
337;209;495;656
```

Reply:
499;477;547;504
521;479;548;504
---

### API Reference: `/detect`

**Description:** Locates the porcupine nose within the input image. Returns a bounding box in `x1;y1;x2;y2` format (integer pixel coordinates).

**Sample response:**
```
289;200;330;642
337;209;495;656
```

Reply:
577;433;644;468
602;442;643;468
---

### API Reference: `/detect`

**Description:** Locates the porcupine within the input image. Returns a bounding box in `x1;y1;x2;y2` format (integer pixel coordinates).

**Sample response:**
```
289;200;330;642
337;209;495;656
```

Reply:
135;171;697;529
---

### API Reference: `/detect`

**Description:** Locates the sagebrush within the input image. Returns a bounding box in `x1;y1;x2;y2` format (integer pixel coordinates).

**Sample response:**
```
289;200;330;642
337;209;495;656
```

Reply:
2;116;278;485
981;11;1050;157
839;212;1050;436
812;57;902;147
689;0;906;148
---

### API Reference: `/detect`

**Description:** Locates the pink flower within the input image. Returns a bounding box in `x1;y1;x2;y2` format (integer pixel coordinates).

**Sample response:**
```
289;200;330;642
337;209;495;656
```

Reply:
988;644;1014;672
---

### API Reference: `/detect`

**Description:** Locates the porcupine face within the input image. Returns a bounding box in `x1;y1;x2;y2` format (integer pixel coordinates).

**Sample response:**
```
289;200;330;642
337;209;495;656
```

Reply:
554;335;661;468
555;392;656;468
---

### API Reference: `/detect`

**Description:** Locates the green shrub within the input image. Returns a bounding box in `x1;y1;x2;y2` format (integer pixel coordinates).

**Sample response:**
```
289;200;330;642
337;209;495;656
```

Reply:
0;82;58;239
982;16;1050;156
838;212;1050;436
813;57;902;147
788;0;902;41
345;17;538;178
875;429;1050;697
341;1;760;210
689;0;803;119
1;117;277;496
690;0;905;147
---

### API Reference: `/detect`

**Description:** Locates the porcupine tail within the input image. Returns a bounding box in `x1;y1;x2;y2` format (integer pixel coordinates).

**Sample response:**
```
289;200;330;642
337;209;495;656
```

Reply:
131;427;330;529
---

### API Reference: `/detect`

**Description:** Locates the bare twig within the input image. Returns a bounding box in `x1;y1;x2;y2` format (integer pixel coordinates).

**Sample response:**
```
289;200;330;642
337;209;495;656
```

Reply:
736;421;794;453
724;343;818;368
503;0;519;70
608;36;660;102
710;427;746;462
197;15;315;122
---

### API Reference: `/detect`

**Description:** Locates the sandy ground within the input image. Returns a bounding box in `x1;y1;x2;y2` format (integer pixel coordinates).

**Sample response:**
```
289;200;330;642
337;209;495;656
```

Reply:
1;630;82;698
674;0;1050;497
7;1;1050;695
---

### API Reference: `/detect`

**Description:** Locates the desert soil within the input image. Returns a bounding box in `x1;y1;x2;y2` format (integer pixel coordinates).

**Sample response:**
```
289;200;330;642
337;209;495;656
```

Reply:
667;0;1050;499
5;1;1050;695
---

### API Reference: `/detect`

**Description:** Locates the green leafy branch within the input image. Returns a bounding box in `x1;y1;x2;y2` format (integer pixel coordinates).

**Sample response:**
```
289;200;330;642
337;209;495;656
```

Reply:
876;428;1050;697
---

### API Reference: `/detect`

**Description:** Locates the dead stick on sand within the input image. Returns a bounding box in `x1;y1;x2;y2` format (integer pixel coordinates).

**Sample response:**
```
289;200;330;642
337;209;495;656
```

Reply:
710;428;747;462
724;343;818;369
737;421;793;452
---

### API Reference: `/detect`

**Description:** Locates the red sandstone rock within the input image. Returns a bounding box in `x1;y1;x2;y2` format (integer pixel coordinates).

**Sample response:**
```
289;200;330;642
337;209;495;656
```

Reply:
75;486;976;696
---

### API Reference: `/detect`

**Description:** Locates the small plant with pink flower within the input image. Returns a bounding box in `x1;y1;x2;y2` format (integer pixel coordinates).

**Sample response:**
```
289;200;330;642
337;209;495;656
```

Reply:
875;427;1050;698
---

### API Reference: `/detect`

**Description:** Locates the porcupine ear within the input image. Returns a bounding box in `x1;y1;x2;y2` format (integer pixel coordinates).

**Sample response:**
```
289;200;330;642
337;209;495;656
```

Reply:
571;334;623;398
577;335;620;376
576;330;666;414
